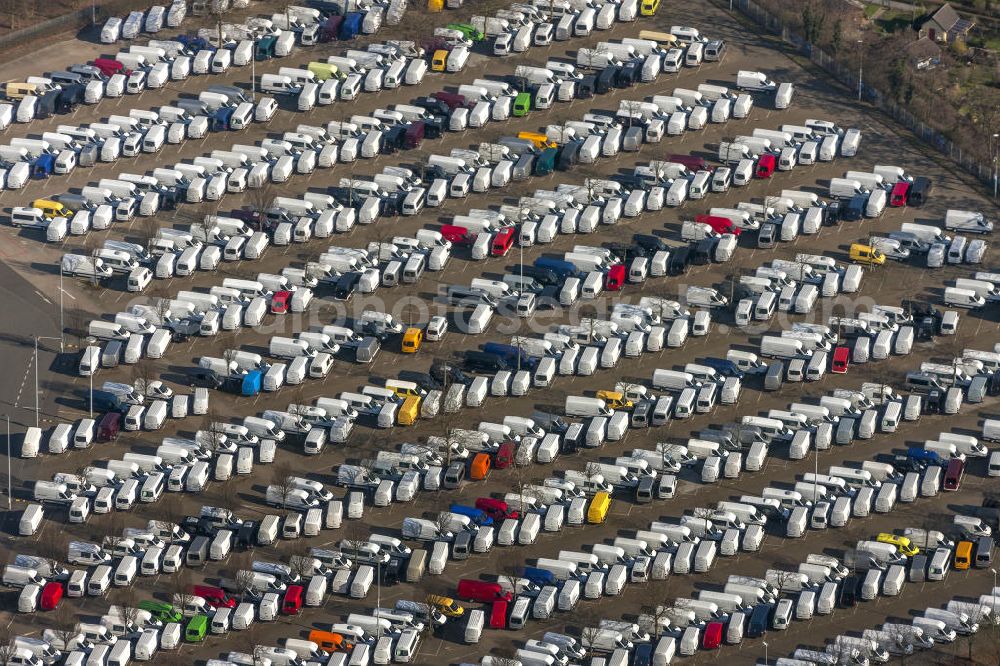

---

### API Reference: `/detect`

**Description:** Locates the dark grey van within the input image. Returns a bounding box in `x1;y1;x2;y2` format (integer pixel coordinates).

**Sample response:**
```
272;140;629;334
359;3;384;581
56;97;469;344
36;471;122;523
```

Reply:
975;536;993;568
186;535;210;567
909;553;927;582
630;401;652;428
835;417;856;445
443;462;465;489
764;361;784;391
966;375;987;403
704;40;727;61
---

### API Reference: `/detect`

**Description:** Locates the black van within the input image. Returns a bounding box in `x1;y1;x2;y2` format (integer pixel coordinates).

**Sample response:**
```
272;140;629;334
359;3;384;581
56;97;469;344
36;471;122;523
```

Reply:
838;576;859;606
556;141;582;171
596;66;616;94
576;74;596;98
907;176;932;206
616;62;639;87
464;350;509;373
667;246;691;275
691;238;716;265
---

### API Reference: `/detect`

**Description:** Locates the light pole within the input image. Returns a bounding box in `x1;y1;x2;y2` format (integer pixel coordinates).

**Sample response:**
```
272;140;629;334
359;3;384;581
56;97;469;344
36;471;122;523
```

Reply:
4;414;9;509
762;641;768;665
992;133;998;200
33;336;61;428
857;40;864;101
59;264;65;353
992;569;997;618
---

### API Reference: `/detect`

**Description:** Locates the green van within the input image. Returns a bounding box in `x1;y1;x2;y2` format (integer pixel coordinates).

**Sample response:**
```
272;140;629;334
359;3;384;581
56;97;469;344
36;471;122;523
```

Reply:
185;614;208;642
139;600;182;623
446;23;484;41
513;92;532;117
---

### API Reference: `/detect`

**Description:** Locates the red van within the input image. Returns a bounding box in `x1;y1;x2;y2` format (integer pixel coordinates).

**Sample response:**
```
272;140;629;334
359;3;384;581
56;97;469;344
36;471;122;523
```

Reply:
475;498;520;521
282;585;304;614
270;290;292;314
456;579;513;603
97;412;121;442
943;458;965;491
493;442;515;470
432;91;469;111
440;224;476;246
93;58;128;77
755;153;776;178
604;264;626;291
695;214;741;236
490;227;515;257
831;346;850;374
702;621;724;649
668;153;708;172
193;585;236;608
403;122;425;149
889;181;910;207
489;600;509;629
40;582;63;610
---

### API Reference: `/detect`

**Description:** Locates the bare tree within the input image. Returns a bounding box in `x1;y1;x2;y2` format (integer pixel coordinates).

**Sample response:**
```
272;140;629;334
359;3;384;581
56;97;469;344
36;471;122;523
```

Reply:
0;629;15;665
341;520;368;567
269;461;296;507
47;601;80;651
232;552;257;602
102;511;127;554
110;586;143;628
171;568;197;611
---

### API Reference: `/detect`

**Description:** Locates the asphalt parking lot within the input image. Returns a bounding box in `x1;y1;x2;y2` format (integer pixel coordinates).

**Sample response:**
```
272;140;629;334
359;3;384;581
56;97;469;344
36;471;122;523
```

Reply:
0;0;999;664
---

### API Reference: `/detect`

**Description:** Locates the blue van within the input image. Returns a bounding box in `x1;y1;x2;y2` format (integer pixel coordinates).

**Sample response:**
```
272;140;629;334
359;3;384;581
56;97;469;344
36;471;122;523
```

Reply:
700;358;744;379
521;567;557;587
746;603;772;638
448;504;494;526
842;193;867;221
534;257;584;280
481;342;538;370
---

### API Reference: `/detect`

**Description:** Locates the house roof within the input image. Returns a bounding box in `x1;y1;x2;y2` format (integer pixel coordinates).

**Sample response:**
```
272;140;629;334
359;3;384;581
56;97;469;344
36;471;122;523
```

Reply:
904;37;941;61
929;3;962;31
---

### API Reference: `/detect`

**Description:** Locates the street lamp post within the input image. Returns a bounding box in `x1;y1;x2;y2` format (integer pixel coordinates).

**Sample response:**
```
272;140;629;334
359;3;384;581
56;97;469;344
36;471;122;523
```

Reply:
763;641;769;665
4;414;9;509
33;336;62;428
992;133;998;200
59;264;65;353
857;40;864;101
992;569;997;618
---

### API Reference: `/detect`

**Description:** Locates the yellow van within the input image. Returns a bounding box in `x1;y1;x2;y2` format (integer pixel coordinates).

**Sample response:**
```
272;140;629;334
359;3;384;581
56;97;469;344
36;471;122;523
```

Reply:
955;540;973;570
307;61;339;81
397;396;421;426
401;327;423;353
596;390;633;411
431;50;449;72
640;0;660;15
517;132;557;149
876;533;918;556
427;595;465;617
385;379;425;400
639;30;677;46
849;243;885;266
32;199;69;219
5;82;38;100
587;491;612;524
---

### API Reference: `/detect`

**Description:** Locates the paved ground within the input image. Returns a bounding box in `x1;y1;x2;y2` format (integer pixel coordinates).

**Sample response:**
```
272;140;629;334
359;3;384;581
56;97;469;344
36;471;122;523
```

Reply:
0;0;998;664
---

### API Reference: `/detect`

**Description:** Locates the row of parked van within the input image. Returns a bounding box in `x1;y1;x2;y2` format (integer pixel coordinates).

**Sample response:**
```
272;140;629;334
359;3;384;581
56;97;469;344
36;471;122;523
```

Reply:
776;591;1000;665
